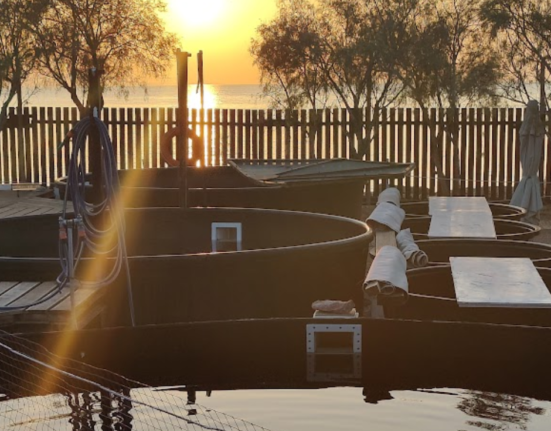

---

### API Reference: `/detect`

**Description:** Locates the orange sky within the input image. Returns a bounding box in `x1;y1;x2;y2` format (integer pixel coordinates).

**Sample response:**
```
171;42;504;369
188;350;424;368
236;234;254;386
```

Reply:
161;0;278;85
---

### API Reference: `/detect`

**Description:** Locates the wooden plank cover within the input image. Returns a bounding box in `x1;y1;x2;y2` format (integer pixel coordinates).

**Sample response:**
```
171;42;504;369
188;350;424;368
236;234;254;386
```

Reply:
428;212;497;239
450;257;551;308
0;282;40;307
428;196;491;215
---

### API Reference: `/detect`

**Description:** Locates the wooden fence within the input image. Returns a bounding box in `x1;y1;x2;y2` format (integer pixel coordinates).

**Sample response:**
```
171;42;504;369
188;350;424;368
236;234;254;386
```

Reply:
0;106;548;201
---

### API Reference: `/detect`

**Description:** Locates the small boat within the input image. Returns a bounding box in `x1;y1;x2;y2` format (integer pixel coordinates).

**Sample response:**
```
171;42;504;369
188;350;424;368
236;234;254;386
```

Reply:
54;159;415;219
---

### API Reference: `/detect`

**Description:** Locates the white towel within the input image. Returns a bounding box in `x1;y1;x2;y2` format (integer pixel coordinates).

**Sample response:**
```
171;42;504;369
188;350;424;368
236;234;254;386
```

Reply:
396;228;429;268
377;187;401;207
367;202;405;233
364;246;408;295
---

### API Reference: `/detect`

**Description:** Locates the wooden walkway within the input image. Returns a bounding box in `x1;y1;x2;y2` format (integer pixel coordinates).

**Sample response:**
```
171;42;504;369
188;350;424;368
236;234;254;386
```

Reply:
0;281;106;329
0;189;69;219
0;190;101;330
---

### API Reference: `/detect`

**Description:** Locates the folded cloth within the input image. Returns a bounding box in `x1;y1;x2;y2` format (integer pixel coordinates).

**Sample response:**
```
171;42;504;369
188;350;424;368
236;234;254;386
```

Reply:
313;308;358;318
377;187;401;207
396;228;429;268
364;246;408;297
312;299;355;314
367;202;405;233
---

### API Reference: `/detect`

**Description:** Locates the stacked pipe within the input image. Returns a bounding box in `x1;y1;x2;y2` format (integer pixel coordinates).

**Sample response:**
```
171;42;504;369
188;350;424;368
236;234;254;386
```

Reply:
367;187;429;267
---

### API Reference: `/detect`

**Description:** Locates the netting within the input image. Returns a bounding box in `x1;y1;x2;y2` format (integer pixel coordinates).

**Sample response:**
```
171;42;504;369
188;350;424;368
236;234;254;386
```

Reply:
0;331;271;431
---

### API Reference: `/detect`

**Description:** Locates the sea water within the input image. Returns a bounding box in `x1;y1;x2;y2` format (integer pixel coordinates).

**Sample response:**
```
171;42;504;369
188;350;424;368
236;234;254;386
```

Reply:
23;84;269;110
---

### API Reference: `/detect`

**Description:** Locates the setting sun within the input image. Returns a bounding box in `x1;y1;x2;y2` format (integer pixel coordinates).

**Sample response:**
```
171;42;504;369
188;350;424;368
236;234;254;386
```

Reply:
162;0;277;85
167;0;227;31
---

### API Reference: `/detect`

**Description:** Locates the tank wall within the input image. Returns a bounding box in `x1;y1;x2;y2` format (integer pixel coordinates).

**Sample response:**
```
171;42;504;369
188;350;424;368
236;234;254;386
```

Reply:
119;166;256;188
387;266;551;326
0;215;60;257
401;201;525;220
124;238;369;324
402;217;539;240
123;208;369;256
417;239;551;266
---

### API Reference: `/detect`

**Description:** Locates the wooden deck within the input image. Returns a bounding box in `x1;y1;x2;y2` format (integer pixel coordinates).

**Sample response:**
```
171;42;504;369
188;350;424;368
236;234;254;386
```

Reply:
0;189;69;219
0;280;106;329
0;190;99;330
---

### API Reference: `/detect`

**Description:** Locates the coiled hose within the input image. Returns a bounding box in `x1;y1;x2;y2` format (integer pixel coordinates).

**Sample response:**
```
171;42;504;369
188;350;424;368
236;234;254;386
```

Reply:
0;116;136;327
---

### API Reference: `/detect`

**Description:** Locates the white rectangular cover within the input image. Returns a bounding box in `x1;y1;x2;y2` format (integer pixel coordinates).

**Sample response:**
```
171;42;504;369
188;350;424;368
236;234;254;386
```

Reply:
428;197;491;215
428;212;496;239
450;257;551;308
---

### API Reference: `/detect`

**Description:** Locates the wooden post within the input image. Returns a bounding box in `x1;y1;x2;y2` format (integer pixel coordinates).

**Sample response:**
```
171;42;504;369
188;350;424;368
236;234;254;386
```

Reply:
540;59;546;111
177;50;191;210
87;67;103;203
197;50;204;110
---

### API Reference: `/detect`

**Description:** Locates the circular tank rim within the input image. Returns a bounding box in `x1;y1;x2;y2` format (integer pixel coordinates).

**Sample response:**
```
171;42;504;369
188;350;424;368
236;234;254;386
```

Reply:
0;206;373;259
126;206;373;258
415;238;551;264
403;216;541;240
406;263;551;281
401;201;527;220
54;173;368;192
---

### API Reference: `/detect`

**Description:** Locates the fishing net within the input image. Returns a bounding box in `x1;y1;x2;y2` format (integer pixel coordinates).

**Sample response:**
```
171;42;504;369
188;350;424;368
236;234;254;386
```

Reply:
0;331;271;431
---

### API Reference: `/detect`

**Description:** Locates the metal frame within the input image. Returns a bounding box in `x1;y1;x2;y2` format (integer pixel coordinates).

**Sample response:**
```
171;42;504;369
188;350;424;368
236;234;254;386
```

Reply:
306;324;362;354
211;222;242;252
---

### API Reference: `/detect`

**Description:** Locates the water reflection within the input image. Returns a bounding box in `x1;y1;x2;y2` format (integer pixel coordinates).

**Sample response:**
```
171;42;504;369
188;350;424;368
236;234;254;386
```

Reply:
1;386;550;430
64;389;134;431
457;391;545;431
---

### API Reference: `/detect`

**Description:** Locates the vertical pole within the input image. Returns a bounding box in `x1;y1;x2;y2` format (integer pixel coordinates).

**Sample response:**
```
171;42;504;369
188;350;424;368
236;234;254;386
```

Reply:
88;67;103;204
540;59;546;111
177;50;191;209
198;50;204;109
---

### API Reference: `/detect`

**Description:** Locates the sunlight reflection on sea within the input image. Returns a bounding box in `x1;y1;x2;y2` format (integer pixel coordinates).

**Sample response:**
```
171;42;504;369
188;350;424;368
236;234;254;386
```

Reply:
24;84;269;110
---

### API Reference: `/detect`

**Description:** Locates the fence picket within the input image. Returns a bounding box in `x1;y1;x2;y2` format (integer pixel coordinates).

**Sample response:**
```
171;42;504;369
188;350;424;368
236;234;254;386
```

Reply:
0;106;541;202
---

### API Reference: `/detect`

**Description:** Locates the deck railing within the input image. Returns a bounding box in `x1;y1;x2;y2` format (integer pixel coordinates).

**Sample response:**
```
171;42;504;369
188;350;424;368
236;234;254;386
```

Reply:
0;106;546;201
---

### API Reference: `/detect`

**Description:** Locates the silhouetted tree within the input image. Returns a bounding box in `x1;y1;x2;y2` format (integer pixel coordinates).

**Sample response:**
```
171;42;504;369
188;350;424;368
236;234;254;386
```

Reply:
29;0;180;115
0;0;44;180
481;0;551;108
252;0;408;159
389;0;501;194
0;0;42;128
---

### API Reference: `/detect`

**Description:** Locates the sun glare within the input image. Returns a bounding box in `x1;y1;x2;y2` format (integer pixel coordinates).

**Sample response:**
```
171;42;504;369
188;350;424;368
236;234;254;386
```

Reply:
167;0;227;32
188;84;217;109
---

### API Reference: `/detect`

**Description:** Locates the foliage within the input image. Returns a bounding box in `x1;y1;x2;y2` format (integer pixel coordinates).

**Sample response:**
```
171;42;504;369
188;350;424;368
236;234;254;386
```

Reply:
29;0;180;114
251;0;327;110
393;0;501;109
251;0;412;158
0;0;43;127
480;0;551;107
